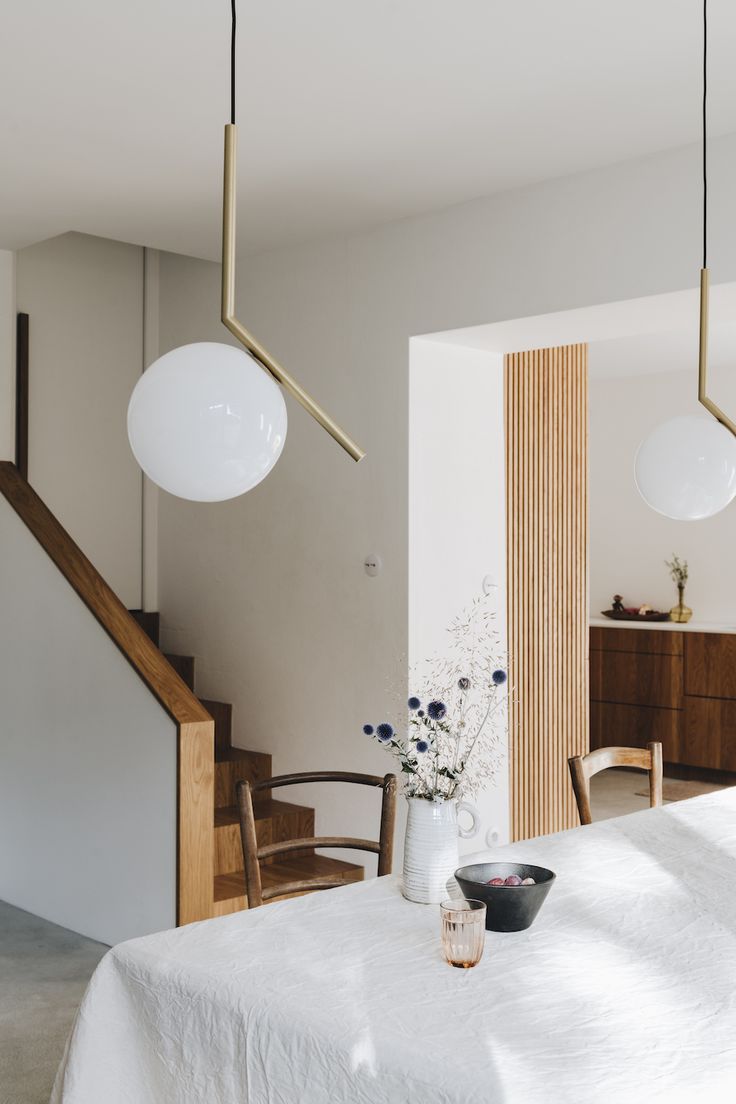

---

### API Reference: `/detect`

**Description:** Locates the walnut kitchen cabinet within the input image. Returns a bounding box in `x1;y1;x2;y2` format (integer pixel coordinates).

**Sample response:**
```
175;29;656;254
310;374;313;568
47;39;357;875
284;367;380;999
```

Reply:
589;624;736;775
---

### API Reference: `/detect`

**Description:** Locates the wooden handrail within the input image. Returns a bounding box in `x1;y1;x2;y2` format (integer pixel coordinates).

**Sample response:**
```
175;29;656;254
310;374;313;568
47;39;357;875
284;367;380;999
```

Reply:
0;461;209;725
0;461;214;925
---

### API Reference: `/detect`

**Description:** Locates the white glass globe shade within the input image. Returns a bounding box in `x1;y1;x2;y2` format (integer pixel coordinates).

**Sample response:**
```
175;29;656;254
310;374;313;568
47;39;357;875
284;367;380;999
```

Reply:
127;342;287;502
634;415;736;520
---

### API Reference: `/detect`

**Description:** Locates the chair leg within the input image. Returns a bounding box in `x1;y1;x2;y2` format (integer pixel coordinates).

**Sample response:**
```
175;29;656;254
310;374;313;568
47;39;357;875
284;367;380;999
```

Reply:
377;774;397;876
236;780;263;909
648;742;664;808
568;756;592;825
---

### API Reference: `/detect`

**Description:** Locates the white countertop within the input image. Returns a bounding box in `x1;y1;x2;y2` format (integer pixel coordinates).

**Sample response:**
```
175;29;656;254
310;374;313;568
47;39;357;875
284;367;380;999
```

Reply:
590;616;736;634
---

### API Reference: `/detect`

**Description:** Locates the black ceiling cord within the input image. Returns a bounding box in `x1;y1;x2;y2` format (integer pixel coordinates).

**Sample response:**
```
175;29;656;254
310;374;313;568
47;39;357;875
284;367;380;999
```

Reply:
231;0;237;125
703;0;707;270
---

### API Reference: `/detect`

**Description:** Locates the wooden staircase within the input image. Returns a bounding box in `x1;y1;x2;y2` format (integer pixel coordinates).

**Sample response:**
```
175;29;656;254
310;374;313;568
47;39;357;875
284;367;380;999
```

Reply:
130;611;363;916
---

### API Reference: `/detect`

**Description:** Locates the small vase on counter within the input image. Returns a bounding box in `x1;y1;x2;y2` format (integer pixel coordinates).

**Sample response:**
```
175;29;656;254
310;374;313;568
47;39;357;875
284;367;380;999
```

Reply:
670;582;692;623
666;554;692;623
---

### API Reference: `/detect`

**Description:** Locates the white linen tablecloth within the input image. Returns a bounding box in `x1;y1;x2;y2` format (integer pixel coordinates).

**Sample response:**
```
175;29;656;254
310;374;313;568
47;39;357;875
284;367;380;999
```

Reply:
52;789;736;1104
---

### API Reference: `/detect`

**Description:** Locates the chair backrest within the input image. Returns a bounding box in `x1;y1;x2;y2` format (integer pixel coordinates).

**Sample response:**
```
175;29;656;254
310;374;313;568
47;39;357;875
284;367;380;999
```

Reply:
568;742;663;826
235;770;397;909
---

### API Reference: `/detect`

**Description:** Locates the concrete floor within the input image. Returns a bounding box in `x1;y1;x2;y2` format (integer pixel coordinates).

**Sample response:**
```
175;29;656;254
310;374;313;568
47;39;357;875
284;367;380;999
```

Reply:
589;767;723;822
0;901;106;1104
0;770;725;1104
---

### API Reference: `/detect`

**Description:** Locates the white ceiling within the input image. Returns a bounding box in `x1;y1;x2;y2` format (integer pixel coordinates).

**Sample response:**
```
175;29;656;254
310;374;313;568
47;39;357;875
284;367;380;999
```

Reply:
2;0;736;260
423;281;736;412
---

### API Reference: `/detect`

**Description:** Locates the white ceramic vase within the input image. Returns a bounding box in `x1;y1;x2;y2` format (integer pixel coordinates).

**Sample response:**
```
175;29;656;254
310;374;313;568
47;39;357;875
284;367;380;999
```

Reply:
402;796;479;904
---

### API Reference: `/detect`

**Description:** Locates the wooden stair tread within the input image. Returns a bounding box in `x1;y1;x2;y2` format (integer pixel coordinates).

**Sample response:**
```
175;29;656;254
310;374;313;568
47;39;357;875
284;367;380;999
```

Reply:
214;747;272;809
214;854;364;904
214;799;315;877
215;799;310;827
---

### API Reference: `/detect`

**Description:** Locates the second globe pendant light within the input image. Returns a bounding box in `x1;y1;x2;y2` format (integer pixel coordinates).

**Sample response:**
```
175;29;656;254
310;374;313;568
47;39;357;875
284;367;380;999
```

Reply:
634;0;736;521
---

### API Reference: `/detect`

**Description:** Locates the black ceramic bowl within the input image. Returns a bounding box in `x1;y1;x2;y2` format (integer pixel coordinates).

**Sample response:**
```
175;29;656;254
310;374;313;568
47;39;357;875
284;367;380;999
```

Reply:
454;862;556;932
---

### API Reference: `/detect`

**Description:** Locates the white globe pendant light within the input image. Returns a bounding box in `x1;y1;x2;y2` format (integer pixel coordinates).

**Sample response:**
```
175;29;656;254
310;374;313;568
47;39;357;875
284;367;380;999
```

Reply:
635;415;736;520
126;0;363;503
128;343;287;502
636;0;736;521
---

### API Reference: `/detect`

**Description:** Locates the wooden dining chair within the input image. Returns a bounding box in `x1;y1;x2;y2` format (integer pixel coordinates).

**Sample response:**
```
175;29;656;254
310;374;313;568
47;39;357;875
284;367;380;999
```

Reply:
235;771;397;909
568;742;663;826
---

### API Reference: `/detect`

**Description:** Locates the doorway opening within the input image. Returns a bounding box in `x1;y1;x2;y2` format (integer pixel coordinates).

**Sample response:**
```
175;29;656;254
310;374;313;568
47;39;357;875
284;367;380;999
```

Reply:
410;279;736;839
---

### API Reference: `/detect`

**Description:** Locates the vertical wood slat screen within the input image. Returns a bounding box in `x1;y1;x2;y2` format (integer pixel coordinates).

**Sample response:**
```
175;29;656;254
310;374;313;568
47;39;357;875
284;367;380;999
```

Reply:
505;344;589;840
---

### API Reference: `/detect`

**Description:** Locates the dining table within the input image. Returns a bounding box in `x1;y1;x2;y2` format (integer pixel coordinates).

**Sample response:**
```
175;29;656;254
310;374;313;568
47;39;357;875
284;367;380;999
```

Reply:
51;787;736;1103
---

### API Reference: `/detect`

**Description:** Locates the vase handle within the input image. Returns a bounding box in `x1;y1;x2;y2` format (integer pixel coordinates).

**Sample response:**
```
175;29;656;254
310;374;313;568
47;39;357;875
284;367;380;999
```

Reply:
457;800;480;840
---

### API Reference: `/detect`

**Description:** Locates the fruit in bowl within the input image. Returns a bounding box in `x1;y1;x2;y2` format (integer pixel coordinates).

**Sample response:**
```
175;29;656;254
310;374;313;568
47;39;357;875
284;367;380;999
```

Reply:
488;874;537;886
455;862;556;932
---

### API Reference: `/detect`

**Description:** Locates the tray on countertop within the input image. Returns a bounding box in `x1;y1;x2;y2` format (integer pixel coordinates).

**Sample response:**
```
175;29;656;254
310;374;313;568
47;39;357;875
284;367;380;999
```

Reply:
601;610;671;622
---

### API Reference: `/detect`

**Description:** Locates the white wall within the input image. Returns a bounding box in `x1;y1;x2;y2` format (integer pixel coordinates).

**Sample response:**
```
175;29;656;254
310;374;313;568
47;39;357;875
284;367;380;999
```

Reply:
409;339;508;847
0;494;177;945
153;133;736;856
0;249;14;461
16;232;144;608
155;248;408;865
590;366;736;623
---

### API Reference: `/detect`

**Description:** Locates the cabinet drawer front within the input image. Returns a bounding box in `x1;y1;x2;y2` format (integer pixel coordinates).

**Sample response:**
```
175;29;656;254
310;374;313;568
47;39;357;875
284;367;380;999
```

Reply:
684;697;736;771
590;651;682;708
590;702;681;762
685;634;736;699
590;627;683;655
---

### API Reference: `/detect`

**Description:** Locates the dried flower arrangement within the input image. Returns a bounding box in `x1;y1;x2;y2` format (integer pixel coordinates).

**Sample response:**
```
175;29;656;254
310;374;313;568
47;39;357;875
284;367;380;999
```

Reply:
666;554;689;589
362;598;507;801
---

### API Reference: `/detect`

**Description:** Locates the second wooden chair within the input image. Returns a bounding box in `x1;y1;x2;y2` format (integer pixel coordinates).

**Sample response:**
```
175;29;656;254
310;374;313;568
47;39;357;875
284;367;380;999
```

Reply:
568;742;663;826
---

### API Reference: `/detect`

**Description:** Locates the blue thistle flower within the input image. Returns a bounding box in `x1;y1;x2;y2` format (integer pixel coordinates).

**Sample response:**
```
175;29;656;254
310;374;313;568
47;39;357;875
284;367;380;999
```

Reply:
376;723;394;743
408;696;421;710
363;724;374;735
458;677;471;691
492;669;507;685
427;700;447;721
417;709;425;717
415;739;430;754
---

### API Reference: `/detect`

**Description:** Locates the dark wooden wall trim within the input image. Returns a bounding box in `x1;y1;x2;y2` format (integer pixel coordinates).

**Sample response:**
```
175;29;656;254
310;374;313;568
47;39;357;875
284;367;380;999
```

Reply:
15;313;29;479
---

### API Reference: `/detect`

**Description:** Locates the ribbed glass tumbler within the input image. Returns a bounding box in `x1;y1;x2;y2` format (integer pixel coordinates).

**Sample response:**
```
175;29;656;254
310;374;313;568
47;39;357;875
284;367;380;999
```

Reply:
440;899;486;968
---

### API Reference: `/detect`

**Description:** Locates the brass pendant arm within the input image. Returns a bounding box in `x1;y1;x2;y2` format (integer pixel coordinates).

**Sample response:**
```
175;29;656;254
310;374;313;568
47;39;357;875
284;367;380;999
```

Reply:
698;267;736;436
221;124;365;463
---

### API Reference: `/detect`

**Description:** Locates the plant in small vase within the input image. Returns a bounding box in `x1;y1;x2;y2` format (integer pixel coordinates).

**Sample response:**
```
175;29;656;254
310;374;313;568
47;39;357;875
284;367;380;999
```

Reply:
362;598;507;904
666;554;692;623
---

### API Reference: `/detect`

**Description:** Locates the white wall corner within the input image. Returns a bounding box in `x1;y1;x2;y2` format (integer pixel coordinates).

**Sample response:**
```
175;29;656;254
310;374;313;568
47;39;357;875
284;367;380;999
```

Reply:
142;247;160;612
408;337;509;848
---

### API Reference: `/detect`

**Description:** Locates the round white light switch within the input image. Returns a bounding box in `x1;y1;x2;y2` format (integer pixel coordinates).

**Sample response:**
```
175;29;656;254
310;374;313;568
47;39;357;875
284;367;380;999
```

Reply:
364;554;382;577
